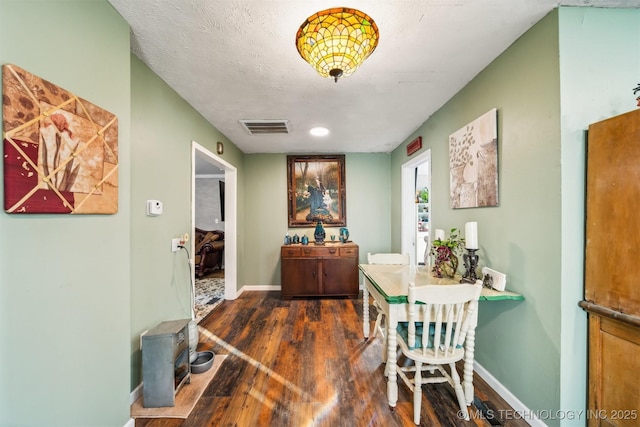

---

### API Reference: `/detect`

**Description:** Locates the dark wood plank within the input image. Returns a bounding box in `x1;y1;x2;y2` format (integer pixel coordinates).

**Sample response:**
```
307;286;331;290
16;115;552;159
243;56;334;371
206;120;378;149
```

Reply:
135;291;530;427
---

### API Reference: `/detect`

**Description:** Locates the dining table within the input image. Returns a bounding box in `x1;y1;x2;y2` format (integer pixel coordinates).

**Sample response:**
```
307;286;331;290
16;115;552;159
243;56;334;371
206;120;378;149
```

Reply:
359;263;524;409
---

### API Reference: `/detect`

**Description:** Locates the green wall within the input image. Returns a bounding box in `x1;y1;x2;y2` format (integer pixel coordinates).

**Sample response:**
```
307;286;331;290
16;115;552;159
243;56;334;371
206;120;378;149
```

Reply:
392;9;562;417
391;8;640;426
0;1;247;424
0;1;132;425
129;55;244;389
242;153;392;286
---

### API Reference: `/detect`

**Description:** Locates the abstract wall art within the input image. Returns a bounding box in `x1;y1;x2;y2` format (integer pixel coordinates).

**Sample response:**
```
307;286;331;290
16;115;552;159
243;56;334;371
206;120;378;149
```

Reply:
2;64;118;214
449;108;498;209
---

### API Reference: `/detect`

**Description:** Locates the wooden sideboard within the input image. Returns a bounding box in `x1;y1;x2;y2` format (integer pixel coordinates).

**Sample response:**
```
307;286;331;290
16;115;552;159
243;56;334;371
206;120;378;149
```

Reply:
281;242;359;299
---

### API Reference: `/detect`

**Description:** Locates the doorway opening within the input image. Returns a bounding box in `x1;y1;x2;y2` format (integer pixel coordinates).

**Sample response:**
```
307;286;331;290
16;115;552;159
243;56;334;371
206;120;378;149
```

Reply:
401;149;431;266
192;141;238;313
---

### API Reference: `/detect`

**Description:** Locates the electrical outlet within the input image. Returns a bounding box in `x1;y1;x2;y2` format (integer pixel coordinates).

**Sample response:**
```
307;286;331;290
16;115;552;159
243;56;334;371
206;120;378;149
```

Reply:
172;236;188;252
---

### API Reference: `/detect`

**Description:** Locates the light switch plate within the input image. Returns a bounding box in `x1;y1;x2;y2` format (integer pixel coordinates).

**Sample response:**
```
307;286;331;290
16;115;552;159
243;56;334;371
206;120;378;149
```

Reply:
481;267;506;291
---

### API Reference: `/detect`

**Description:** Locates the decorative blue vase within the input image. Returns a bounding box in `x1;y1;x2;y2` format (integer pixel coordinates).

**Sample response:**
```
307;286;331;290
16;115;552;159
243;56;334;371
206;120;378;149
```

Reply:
292;234;300;244
339;227;349;242
314;221;325;244
301;235;309;245
284;233;291;245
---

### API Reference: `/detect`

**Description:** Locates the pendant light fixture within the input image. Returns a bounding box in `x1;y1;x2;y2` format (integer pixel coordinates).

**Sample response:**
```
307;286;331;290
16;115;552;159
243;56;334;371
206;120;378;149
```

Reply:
296;7;379;83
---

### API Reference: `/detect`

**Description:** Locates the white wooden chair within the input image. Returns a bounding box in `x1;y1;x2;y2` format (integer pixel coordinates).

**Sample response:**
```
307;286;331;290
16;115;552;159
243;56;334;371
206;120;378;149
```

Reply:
366;252;410;339
396;281;482;424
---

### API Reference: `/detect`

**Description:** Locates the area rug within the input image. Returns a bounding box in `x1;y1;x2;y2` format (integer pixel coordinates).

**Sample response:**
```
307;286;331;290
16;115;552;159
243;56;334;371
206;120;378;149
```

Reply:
194;277;224;323
131;354;226;418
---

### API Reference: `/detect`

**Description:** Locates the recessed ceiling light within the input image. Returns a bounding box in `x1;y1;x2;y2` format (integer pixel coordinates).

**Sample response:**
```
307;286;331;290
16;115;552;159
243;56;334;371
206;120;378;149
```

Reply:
310;127;329;137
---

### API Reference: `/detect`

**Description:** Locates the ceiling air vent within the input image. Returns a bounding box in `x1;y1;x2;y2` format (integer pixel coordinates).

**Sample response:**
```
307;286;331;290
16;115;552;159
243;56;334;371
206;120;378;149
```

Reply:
240;119;290;135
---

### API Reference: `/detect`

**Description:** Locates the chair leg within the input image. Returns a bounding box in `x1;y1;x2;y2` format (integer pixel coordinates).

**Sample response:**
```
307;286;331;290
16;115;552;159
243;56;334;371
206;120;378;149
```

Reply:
450;363;469;421
413;361;423;425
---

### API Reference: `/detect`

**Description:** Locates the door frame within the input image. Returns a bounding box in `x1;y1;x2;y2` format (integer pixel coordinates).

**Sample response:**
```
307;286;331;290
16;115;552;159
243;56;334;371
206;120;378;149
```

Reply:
401;149;431;265
192;141;238;301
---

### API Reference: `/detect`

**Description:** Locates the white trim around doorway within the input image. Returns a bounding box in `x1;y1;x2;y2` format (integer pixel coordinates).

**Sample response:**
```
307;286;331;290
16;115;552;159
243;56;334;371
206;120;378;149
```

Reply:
192;141;239;301
401;149;431;266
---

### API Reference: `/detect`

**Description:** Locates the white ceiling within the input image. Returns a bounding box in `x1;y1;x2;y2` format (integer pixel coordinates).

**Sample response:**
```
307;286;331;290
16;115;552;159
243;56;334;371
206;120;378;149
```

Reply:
107;0;639;155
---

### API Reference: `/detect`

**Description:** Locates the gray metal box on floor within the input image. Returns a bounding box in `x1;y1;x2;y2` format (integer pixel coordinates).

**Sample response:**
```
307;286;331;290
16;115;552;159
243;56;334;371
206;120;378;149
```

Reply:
141;319;191;408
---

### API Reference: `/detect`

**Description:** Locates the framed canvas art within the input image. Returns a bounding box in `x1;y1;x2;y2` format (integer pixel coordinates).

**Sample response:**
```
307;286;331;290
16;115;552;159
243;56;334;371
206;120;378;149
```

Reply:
287;154;346;227
2;64;118;214
449;108;498;208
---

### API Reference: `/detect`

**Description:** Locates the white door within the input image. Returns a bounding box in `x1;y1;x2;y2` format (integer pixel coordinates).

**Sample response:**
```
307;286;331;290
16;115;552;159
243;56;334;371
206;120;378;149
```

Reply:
401;149;431;266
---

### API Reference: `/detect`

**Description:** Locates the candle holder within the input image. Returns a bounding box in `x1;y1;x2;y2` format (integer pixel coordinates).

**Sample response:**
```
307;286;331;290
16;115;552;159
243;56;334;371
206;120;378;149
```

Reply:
460;248;479;284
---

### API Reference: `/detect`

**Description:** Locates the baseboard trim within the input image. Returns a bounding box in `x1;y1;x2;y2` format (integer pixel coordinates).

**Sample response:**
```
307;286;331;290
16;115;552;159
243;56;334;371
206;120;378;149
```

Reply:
130;382;142;405
474;361;547;427
240;285;279;293
126;383;142;427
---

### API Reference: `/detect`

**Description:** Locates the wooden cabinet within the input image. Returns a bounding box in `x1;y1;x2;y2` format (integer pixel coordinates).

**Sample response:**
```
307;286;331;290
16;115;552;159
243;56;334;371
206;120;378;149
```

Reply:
281;243;359;299
581;109;640;427
581;308;640;427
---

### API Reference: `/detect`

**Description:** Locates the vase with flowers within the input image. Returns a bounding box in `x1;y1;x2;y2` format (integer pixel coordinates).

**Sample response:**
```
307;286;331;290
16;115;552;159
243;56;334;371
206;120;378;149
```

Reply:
430;228;465;278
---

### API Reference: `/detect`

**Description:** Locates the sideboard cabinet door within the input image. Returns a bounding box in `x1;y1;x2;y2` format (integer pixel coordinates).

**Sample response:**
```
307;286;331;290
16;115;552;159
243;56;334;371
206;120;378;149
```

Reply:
281;257;318;297
322;250;358;296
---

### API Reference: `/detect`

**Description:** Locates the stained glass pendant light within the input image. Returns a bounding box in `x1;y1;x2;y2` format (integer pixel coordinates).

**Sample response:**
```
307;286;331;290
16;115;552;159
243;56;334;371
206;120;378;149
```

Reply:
296;7;379;83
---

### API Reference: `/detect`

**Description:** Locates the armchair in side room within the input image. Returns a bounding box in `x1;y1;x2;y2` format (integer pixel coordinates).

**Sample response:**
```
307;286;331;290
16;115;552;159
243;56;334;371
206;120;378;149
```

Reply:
194;228;225;277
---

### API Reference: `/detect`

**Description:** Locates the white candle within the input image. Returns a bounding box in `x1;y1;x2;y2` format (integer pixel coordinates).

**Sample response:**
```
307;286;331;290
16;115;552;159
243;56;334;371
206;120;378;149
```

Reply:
465;221;478;249
435;229;445;241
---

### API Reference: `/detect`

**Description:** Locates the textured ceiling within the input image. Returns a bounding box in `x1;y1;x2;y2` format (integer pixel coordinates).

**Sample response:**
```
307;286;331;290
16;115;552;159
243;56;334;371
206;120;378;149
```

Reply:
107;0;639;154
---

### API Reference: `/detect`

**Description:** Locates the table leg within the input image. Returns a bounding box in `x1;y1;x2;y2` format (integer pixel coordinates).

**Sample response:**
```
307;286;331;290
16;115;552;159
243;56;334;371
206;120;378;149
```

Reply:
386;314;398;409
382;328;388;364
363;282;370;340
463;327;475;405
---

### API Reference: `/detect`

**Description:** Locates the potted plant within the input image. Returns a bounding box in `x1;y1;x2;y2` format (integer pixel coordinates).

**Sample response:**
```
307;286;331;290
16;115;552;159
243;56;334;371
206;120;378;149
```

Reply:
430;228;465;278
418;187;429;203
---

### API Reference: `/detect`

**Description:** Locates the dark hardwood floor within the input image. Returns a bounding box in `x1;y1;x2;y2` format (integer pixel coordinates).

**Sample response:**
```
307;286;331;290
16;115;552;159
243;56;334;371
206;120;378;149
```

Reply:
135;291;530;427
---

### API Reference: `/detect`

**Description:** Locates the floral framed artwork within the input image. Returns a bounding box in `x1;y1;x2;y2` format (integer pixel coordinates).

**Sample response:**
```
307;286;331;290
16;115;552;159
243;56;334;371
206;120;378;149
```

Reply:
449;108;498;208
2;64;118;214
287;154;346;227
